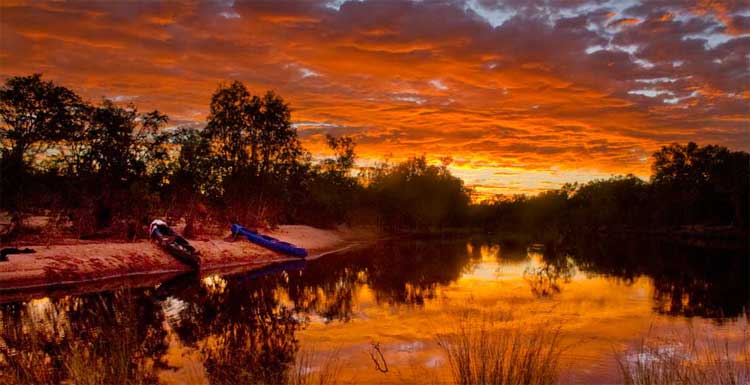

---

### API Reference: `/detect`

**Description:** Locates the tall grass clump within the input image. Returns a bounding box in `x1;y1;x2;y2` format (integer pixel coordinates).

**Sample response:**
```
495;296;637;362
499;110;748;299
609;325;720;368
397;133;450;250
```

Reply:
617;329;750;385
0;301;66;385
288;347;344;385
436;320;562;385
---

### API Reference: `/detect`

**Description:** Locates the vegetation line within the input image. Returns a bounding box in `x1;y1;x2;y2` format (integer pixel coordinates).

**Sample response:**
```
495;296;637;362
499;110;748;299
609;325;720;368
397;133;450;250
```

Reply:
1;74;747;245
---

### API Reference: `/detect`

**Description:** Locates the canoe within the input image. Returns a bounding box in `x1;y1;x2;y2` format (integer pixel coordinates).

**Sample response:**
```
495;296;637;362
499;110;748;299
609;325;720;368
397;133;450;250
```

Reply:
150;220;201;269
231;224;308;258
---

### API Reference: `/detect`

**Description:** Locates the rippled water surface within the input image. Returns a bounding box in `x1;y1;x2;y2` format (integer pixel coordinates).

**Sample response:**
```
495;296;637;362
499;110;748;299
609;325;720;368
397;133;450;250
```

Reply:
1;237;747;384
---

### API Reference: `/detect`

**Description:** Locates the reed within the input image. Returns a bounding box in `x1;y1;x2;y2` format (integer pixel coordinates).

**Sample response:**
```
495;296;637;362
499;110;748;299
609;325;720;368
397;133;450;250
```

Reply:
617;329;750;385
0;302;65;385
289;347;344;385
436;320;562;385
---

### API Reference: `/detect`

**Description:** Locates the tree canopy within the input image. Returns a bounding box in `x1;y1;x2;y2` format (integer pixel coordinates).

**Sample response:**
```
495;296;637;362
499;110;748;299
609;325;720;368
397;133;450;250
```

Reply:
0;74;88;164
204;81;303;180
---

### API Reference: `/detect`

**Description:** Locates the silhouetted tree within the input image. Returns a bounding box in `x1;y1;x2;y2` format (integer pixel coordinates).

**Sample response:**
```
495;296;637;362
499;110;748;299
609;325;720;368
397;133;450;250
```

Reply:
651;142;749;226
567;175;648;228
204;81;260;177
77;100;169;184
0;74;88;208
68;100;169;230
203;81;305;226
163;127;218;235
367;156;470;231
323;134;356;176
294;134;361;226
167;128;217;195
204;81;303;182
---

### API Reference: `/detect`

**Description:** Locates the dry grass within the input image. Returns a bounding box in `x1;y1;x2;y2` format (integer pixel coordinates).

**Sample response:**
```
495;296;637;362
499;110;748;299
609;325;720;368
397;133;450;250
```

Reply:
617;329;750;385
436;319;563;385
64;332;140;385
0;301;65;385
289;347;345;385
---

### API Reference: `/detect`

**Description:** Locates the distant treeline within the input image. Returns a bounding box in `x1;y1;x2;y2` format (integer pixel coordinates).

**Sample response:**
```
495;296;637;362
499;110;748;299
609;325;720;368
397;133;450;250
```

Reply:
473;141;749;240
0;74;747;239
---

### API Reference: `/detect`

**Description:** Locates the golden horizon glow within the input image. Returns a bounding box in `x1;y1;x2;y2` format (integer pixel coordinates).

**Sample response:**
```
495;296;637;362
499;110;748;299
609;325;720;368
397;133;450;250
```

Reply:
2;1;748;195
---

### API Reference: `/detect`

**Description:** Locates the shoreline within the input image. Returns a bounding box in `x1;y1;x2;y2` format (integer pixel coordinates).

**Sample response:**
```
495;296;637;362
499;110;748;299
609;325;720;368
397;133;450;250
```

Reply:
0;225;377;303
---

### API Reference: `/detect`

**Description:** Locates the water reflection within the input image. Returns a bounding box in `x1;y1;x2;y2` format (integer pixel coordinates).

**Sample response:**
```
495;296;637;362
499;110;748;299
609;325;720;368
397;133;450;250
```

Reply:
0;236;746;384
523;246;574;297
285;240;476;320
0;290;168;385
162;272;301;384
551;235;749;319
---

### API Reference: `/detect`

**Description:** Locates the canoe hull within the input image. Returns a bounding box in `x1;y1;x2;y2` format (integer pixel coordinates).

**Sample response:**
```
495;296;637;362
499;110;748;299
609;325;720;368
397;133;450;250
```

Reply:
151;223;201;269
231;224;308;258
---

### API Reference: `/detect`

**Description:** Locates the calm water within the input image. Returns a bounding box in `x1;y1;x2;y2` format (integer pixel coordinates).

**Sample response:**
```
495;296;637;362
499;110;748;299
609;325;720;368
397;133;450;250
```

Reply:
1;237;747;384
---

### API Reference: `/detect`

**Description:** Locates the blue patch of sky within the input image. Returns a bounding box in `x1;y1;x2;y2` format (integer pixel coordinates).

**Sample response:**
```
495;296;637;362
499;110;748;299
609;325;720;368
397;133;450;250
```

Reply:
663;90;699;104
463;0;515;28
326;0;364;11
636;77;677;83
628;89;672;97
673;11;746;49
585;43;638;54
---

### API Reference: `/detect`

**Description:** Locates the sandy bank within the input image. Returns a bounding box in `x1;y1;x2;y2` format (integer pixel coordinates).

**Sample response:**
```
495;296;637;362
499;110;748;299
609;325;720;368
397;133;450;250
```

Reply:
0;225;376;300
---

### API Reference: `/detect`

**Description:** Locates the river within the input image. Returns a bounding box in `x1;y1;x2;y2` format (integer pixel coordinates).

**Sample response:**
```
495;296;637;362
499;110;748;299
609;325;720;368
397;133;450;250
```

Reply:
1;236;747;384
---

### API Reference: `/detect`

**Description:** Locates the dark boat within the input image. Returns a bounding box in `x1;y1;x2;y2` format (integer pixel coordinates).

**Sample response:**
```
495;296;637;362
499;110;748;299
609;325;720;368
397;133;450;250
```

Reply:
231;224;308;258
150;220;201;268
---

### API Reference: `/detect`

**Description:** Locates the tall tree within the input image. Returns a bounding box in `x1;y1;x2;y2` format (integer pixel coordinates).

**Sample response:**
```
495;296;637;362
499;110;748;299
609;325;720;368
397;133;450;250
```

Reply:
79;100;169;185
68;100;169;230
324;134;356;176
257;91;303;177
0;74;88;166
204;81;303;181
0;74;89;208
651;142;749;226
204;81;260;176
368;156;470;230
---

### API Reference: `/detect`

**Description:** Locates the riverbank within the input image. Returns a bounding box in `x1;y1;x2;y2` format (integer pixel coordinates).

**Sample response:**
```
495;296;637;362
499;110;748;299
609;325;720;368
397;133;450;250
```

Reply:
0;225;378;301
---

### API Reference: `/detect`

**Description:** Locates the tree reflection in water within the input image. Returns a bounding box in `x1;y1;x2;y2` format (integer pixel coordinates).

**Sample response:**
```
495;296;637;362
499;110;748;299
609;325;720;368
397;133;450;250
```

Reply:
362;240;471;306
0;289;168;385
537;234;749;320
523;243;574;297
284;240;474;320
163;273;301;385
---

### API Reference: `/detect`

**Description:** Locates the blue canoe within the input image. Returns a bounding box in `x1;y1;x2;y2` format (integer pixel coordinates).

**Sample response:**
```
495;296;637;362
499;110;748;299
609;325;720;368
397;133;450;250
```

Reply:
231;224;308;258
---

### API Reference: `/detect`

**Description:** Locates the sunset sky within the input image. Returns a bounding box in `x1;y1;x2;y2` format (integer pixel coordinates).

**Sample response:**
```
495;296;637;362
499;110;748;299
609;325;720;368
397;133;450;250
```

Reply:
1;0;748;196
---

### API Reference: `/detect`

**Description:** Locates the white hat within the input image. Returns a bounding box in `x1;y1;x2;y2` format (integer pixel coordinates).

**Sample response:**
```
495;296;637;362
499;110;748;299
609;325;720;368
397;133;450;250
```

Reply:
150;219;168;234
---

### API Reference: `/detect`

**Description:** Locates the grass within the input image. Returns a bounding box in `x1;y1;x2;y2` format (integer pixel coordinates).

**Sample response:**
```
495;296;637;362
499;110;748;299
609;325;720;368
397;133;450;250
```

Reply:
0;299;65;385
64;329;142;385
436;319;563;385
288;347;344;385
617;328;750;385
